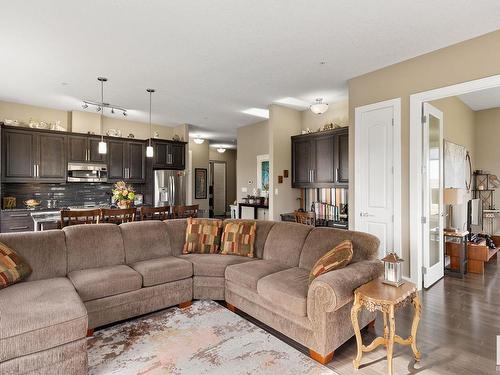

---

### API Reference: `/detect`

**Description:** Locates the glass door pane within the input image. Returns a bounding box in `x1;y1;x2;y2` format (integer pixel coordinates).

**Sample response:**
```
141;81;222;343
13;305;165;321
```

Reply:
423;103;444;288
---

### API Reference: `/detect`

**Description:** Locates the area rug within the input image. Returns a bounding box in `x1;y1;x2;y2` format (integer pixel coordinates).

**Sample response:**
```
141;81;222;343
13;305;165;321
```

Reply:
88;300;336;375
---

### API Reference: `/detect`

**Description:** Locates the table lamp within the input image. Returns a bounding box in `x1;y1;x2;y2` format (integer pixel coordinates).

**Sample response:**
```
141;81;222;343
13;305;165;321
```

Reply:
444;188;463;232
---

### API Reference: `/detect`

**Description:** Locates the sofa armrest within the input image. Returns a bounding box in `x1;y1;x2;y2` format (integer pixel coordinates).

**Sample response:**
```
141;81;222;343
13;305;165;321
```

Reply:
307;260;383;317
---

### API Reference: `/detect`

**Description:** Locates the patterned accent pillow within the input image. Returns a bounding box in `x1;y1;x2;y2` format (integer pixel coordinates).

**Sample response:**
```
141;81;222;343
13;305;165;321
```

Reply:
0;241;32;289
309;240;353;284
220;221;257;257
183;218;223;254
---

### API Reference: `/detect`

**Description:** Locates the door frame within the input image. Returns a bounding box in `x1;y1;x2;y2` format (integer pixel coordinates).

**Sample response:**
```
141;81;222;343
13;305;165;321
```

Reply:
409;73;500;289
354;98;402;258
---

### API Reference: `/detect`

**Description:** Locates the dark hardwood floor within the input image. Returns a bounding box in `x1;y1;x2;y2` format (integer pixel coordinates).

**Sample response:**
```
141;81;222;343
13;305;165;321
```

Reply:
236;255;499;375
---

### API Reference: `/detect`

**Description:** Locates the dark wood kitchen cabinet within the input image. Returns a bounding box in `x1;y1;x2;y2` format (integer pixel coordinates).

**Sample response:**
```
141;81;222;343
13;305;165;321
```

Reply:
2;127;67;182
291;127;349;188
152;139;186;170
67;135;106;163
108;139;145;183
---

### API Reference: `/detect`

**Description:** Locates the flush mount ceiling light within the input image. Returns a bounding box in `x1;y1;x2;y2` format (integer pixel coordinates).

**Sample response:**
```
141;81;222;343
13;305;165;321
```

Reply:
193;137;205;144
217;148;226;153
310;98;329;115
146;89;155;158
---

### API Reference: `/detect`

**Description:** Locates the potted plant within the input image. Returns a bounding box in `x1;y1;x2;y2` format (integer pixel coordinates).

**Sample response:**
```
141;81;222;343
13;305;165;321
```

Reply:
112;181;136;209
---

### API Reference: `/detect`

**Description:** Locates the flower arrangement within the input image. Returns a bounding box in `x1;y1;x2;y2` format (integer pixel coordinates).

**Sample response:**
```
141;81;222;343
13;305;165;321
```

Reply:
112;181;136;209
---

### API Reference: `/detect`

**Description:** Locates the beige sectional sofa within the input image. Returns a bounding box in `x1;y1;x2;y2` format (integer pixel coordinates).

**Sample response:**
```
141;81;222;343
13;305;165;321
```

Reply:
0;219;382;374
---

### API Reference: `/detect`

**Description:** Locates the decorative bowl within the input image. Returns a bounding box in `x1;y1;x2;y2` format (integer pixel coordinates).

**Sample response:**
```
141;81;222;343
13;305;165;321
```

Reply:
24;199;41;209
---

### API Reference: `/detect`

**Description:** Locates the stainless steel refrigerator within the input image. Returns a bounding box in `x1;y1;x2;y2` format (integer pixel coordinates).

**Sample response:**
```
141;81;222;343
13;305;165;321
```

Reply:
154;170;186;207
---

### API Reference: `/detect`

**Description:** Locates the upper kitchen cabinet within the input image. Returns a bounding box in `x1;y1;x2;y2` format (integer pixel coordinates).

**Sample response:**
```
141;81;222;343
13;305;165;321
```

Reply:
2;127;67;183
67;135;106;163
152;139;186;170
108;139;146;183
291;127;349;188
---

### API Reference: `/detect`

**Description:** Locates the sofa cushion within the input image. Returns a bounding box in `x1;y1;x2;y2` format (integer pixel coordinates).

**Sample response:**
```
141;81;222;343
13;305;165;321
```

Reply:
0;241;32;289
0;277;87;362
120;221;172;263
0;230;67;282
183;218;223;254
257;267;310;317
309;239;353;283
64;224;125;272
130;256;193;286
262;222;313;268
224;220;275;259
220;221;256;257
164;219;188;256
299;227;380;269
180;254;254;277
68;265;142;302
225;259;288;291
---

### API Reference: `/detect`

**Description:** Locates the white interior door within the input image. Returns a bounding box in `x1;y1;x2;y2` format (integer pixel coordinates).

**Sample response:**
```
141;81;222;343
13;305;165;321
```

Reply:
356;105;395;259
422;103;444;288
213;162;226;216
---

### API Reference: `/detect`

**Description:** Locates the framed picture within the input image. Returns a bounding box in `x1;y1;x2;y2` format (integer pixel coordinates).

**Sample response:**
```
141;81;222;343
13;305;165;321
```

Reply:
195;168;207;199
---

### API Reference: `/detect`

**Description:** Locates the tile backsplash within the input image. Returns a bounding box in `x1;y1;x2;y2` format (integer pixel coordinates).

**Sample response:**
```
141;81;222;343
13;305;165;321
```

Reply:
1;182;145;209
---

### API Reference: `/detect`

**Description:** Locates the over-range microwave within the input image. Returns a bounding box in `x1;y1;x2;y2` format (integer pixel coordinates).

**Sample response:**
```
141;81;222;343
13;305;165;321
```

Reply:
67;162;108;182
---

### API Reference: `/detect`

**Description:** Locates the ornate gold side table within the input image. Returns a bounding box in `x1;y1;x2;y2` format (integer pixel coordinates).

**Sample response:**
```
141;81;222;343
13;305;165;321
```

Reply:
351;278;421;375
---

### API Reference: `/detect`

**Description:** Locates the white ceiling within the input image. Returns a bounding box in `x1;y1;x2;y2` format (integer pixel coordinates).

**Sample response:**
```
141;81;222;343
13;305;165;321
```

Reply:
459;86;500;111
1;1;500;142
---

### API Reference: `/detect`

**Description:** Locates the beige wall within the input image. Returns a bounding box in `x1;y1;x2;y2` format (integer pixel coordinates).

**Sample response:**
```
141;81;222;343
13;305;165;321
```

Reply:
236;120;269;199
348;29;500;276
431;96;475;164
268;104;302;220
189;139;209;210
0;100;180;140
474;107;500;233
301;99;349;132
0;101;70;130
210;148;237;210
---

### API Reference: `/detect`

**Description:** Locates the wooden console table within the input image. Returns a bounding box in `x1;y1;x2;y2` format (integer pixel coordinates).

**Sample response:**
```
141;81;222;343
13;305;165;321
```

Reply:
351;278;421;375
443;230;468;278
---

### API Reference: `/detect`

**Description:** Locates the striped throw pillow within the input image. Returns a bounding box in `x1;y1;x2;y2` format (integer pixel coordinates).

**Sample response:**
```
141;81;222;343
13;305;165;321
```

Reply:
0;241;32;289
183;218;223;254
309;240;353;283
220;221;257;257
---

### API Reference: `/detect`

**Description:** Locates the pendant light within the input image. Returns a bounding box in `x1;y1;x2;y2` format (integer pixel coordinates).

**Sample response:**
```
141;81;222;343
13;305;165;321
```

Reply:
146;89;155;158
97;77;107;154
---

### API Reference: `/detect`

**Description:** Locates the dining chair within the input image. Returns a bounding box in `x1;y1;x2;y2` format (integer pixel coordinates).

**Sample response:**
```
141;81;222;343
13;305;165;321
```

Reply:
60;209;101;228
173;204;199;219
294;210;316;226
140;206;170;221
100;208;136;224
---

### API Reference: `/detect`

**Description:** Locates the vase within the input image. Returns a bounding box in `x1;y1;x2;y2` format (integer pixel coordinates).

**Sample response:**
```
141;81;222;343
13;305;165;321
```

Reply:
118;201;131;209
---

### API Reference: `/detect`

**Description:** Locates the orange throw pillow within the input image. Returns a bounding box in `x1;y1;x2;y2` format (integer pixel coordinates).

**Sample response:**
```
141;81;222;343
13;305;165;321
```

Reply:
183;218;223;254
0;241;32;289
309;240;353;283
220;221;257;257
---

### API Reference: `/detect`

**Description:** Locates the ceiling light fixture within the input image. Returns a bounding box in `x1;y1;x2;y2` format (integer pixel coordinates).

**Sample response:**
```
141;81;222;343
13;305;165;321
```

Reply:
217;148;226;153
146;89;155;158
310;98;329;115
97;77;108;154
82;103;88;109
193;137;205;144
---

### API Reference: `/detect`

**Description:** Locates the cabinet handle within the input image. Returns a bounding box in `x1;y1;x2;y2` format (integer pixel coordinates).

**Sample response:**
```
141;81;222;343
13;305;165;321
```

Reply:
10;213;29;217
37;164;39;177
10;226;29;231
168;154;172;164
335;168;339;182
312;169;315;182
34;164;37;177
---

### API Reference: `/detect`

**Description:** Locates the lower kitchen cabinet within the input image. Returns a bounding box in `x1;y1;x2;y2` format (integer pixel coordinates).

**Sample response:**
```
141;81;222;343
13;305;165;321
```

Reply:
0;211;34;233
